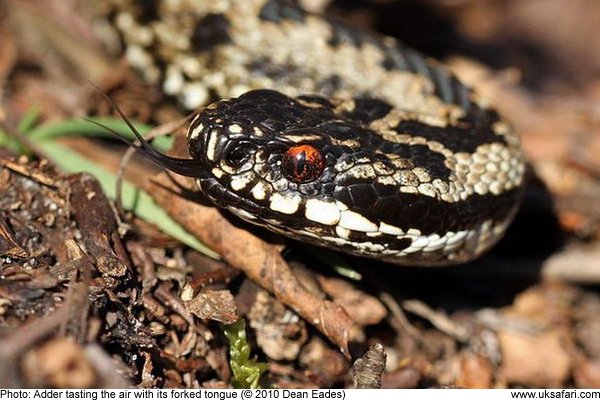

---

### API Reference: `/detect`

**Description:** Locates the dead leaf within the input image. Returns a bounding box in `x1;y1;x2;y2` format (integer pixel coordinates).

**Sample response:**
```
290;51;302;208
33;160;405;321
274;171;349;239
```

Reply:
185;289;238;324
248;290;308;361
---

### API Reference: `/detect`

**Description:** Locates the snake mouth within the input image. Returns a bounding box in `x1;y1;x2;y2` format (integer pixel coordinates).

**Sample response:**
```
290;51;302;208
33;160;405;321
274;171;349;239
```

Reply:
196;175;265;220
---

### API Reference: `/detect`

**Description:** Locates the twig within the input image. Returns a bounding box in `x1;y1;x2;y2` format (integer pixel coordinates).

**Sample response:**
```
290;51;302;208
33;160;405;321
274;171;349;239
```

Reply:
402;299;469;342
379;292;420;339
0;156;58;188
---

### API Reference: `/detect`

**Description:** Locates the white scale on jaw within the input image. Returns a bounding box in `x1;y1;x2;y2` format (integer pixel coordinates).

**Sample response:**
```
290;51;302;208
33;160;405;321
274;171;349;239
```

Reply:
229;172;255;191
304;198;341;226
250;181;268;200
269;192;302;214
338;210;379;232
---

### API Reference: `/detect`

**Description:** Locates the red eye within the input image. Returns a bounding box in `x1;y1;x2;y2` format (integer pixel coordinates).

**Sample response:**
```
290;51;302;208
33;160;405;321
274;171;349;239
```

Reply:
282;144;325;183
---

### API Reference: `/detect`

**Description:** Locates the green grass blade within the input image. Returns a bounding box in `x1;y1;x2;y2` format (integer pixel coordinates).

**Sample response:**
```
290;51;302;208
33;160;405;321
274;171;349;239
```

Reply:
28;117;173;152
0;106;41;154
18;106;41;133
0;129;21;154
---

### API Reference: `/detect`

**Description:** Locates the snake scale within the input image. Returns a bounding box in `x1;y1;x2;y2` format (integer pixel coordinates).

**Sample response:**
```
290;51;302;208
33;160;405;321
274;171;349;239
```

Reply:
93;0;526;266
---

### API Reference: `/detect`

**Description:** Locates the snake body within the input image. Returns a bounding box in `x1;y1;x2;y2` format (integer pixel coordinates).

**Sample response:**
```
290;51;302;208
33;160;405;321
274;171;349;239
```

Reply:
95;0;526;266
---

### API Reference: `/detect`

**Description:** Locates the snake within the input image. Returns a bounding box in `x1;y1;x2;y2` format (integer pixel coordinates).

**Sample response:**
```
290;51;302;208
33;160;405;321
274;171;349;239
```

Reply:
93;0;527;266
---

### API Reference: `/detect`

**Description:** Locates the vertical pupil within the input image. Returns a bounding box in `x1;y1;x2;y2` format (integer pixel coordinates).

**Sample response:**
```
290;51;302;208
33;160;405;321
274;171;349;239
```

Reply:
295;151;307;177
282;144;324;183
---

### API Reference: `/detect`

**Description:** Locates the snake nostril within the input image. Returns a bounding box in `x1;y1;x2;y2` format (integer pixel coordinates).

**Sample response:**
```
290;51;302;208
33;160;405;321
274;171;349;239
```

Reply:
224;142;256;168
282;144;325;183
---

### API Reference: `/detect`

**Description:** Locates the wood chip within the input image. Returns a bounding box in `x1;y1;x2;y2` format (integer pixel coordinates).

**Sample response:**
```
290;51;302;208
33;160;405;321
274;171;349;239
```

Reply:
21;338;97;388
185;289;238;324
317;276;387;326
248;291;308;361
499;329;571;387
455;352;493;389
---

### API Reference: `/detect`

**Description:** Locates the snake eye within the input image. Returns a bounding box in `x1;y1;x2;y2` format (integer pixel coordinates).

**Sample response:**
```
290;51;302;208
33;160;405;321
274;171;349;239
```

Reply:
282;144;325;183
224;143;255;168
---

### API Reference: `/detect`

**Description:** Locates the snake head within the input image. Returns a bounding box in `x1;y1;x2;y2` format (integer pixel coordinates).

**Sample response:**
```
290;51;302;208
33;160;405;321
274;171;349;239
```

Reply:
99;89;524;266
